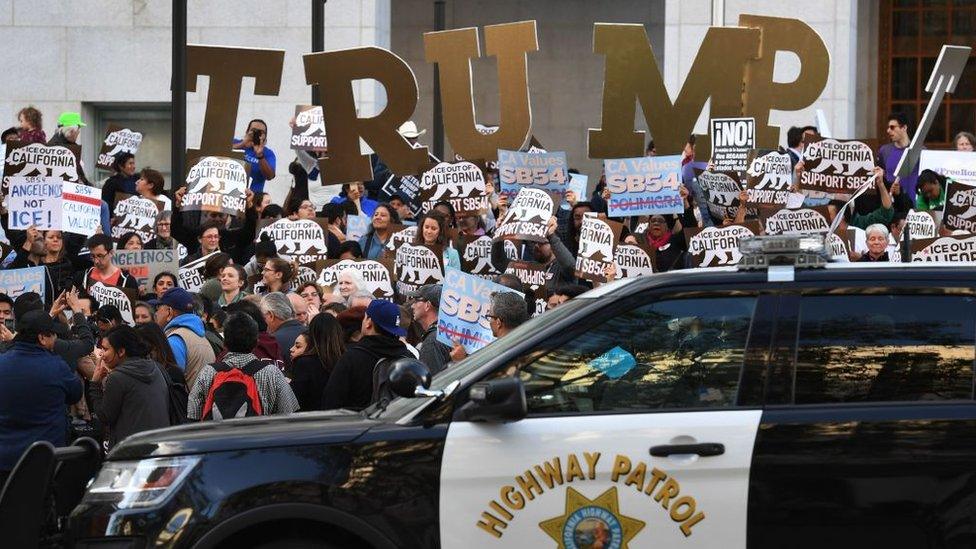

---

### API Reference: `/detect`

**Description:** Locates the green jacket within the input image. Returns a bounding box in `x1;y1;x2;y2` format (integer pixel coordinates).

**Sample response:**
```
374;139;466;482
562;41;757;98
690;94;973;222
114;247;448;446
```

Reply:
915;185;946;212
851;206;894;230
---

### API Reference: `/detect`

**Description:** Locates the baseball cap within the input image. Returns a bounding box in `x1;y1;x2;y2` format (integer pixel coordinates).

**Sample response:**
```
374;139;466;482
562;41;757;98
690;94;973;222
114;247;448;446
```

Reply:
57;112;86;128
149;287;195;314
366;300;407;337
407;284;441;306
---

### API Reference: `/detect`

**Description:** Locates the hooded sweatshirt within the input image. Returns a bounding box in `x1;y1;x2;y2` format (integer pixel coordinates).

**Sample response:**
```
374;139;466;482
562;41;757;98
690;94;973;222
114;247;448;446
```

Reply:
321;334;412;411
98;357;169;448
165;313;208;370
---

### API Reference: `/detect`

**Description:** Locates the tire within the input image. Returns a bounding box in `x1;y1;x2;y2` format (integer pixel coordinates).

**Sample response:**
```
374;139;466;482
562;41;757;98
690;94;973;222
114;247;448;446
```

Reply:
253;539;342;549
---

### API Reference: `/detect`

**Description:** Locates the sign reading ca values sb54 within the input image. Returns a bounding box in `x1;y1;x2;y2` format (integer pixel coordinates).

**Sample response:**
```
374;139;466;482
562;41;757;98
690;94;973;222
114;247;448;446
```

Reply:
710;117;755;172
604;155;683;218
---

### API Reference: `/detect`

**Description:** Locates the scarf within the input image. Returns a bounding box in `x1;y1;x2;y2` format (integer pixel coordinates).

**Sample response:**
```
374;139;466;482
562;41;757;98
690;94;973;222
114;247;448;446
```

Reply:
646;231;672;250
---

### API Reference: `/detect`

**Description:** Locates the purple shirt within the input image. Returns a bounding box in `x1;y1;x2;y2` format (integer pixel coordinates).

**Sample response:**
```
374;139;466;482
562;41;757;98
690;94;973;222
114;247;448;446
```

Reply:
879;143;920;202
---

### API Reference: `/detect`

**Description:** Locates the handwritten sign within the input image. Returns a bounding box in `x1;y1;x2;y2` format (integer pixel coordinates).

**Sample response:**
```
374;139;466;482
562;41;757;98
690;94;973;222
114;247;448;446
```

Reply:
114;249;179;289
61;182;103;237
7;176;62;230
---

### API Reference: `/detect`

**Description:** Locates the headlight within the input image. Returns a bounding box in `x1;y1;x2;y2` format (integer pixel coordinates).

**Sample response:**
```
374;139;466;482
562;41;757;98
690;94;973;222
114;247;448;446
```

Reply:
82;456;200;509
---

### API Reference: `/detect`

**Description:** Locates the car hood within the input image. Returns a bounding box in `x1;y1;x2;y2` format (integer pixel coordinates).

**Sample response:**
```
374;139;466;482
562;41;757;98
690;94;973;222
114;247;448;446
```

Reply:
108;410;376;460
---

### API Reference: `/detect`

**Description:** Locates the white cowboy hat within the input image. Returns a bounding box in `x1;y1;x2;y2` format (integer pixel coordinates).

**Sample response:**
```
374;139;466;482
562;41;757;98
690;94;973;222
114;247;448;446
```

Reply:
397;121;426;138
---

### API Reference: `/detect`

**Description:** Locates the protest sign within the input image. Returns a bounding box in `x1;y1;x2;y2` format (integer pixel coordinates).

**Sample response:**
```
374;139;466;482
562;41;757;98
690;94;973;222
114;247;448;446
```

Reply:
417;161;487;215
385;225;417;256
746;150;793;207
827;231;852;262
182;156;248;217
604;155;683;218
294;265;319;286
393;243;443;296
258;218;330;264
112;194;161;243
575;215;623;283
3;141;80;193
436;267;522;354
798;138;875;194
346;214;370;242
317;259;395;300
614;243;655;278
906;209;940;239
919;150;976;185
497;149;568;199
911;234;976;262
381;173;424;215
7;176;62;230
504;260;550;316
493;188;558;243
88;282;135;325
114;249;179;289
710;117;755;172
458;234;497;277
763;207;831;235
290;105;327;151
96;125;143;170
685;221;762;267
177;251;217;292
943;180;976;233
61;182;102;236
564;172;588;209
0;266;45;301
695;170;743;221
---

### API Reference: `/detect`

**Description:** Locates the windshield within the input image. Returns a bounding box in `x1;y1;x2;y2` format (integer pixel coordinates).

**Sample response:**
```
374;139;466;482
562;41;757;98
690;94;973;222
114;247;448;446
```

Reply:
377;298;594;419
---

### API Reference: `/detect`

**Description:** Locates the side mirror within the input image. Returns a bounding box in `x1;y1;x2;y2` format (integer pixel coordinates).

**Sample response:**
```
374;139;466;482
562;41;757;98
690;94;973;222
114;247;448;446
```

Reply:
456;377;527;422
388;358;432;398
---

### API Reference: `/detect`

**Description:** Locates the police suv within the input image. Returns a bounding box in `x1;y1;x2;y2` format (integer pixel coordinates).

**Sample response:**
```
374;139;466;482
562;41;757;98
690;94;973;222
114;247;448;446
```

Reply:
69;236;976;548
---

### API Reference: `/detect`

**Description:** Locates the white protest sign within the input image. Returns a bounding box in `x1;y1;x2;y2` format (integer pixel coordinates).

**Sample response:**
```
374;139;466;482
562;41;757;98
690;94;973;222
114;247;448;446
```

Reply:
317;259;395;300
88;282;134;325
685;223;761;267
458;234;497;277
799;139;875;194
258;219;330;264
61;182;102;236
911;234;976;262
7;176;62;230
291;105;327;150
575;215;622;283
919;150;976;186
96;125;143;170
393;243;443;296
182;156;248;217
3;142;80;186
763;207;830;235
710;117;755;172
614;243;655;278
112;195;160;242
418;161;487;216
493;187;557;243
177;251;217;292
695;171;742;220
943;180;976;233
746;151;793;207
906;209;939;239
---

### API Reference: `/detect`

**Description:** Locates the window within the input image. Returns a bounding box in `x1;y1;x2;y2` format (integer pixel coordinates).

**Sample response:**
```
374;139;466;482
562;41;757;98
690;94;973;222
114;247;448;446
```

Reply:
518;296;757;415
794;295;976;404
879;1;976;146
88;104;172;186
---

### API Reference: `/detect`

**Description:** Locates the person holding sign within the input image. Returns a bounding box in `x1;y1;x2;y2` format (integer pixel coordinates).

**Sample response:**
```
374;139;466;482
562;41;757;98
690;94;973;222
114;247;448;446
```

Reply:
915;170;947;212
232;119;276;193
409;285;451;375
448;292;528;362
9;228;77;305
358;204;400;260
75;234;139;292
491;217;576;285
415;211;460;271
135;168;172;211
635;200;697;273
330;182;379;217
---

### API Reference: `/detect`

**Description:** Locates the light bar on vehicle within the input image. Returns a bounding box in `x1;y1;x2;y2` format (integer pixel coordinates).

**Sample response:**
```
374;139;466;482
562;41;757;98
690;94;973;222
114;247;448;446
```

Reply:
738;235;828;270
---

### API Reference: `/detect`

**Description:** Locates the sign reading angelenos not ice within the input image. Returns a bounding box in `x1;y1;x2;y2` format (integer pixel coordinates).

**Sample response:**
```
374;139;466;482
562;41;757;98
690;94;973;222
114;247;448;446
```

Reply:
96;125;143;170
798;138;875;194
291;105;327;151
182;156;248;217
418;161;487;216
604;155;683;218
710;117;755;172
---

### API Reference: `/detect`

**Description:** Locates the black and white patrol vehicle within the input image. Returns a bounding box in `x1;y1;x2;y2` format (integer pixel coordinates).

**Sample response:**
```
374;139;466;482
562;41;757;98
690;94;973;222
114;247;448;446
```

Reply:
62;236;976;548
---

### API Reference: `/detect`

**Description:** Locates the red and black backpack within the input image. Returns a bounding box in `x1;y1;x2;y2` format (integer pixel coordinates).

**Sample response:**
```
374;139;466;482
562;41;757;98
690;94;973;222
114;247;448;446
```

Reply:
201;360;269;420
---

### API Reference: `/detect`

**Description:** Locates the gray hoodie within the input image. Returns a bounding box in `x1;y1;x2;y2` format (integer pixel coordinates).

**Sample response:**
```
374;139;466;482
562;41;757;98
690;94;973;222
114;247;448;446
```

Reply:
98;357;170;448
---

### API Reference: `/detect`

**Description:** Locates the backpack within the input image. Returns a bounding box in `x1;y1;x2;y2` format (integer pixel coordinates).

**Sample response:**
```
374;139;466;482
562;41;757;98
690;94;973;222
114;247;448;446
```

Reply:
201;360;269;420
160;367;189;426
370;357;396;407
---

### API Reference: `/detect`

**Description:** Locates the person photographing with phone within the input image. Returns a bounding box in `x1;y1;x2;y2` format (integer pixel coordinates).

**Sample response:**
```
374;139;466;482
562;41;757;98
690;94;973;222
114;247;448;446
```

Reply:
232;119;276;193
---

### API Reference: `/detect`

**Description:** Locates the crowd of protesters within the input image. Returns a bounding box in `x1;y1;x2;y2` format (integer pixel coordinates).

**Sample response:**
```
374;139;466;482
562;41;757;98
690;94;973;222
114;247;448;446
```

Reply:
0;104;967;484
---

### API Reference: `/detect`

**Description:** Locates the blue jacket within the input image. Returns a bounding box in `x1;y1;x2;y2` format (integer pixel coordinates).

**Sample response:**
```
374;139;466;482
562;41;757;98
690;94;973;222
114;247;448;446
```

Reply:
358;231;390;260
165;313;207;370
330;196;379;217
0;342;82;471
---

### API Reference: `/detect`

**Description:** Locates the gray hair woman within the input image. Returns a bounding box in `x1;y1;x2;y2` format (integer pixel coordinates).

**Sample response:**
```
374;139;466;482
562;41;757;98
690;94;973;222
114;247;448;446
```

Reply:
858;223;890;262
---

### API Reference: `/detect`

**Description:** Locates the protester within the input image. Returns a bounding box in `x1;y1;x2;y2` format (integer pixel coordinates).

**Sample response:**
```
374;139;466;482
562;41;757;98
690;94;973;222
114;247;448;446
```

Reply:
348;290;374;309
289;313;345;411
261;258;294;294
9;227;76;304
288;293;310;326
857;224;891;263
359;204;399;259
16;105;46;144
409;285;451;375
915;170;947;211
336;269;366;305
180;221;222;266
337;241;363;260
133;301;154;325
101;152;138;211
492;217;575;285
222;300;282;364
144;212;183;260
296;282;324;313
76;234;139;291
134;322;187;388
415;210;461;270
449;291;528;362
118;231;144;250
322;300;412;411
135;167;172;211
150;272;178;300
218;264;248;305
187;312;297;420
48;112;90;184
547;284;589;309
331;182;379;217
955;131;976;152
0;294;13;330
879;112;920;204
151;287;215;389
261;292;304;370
93;304;124;334
233;119;277;193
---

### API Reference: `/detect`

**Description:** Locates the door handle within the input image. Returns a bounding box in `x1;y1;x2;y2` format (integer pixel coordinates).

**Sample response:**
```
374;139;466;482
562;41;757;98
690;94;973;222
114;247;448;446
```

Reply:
649;442;725;457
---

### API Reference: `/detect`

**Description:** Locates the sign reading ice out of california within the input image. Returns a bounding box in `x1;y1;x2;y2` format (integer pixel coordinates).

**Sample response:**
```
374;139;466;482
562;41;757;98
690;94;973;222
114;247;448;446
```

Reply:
603;155;683;218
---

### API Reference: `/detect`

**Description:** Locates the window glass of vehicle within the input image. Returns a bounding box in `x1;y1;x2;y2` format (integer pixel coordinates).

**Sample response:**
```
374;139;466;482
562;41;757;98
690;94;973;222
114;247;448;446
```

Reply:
794;295;976;404
518;296;757;415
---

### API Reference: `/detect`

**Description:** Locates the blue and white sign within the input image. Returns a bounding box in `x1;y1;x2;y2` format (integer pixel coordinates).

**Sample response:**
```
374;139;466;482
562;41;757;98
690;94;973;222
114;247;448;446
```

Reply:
497;149;568;199
0;266;45;301
437;267;522;354
346;214;370;242
604;155;683;217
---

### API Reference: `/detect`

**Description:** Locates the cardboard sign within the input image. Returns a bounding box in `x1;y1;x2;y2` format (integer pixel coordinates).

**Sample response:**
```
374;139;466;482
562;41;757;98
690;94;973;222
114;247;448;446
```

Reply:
112;194;161;243
7;176;62;230
177;251;217;292
3;141;80;192
96;125;143;170
710;117;755;172
182;156;248;217
911;234;976;262
316;258;395;299
614;243;655;278
61;182;103;237
384;224;417;256
0;266;45;301
258;218;330;264
346;214;370;242
695;170;742;221
943;180;976;233
746;150;793;207
919;150;976;185
763;207;830;235
88;282;135;325
290;105;327;151
604;155;683;218
114;249;179;289
504;260;550;317
493;188;558;243
417;161;488;216
906;209;940;239
394;243;443;296
575;215;623;282
497;149;568;199
436;267;522;353
458;234;497;277
798;138;875;194
685;222;761;267
381;173;424;216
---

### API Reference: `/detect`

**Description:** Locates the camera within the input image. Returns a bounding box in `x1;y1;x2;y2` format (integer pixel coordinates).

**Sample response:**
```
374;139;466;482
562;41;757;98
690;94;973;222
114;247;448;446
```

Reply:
250;127;263;143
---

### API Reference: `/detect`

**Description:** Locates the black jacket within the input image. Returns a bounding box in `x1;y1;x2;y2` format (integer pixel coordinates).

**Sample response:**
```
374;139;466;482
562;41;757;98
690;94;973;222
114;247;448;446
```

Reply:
94;357;169;448
172;207;259;266
321;335;412;411
0;312;95;369
417;324;450;376
289;354;330;412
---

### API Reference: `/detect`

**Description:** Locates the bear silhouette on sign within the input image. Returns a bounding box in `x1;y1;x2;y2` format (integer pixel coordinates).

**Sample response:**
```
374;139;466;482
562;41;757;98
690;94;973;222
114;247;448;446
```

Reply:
805;140;874;175
296;108;326;137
